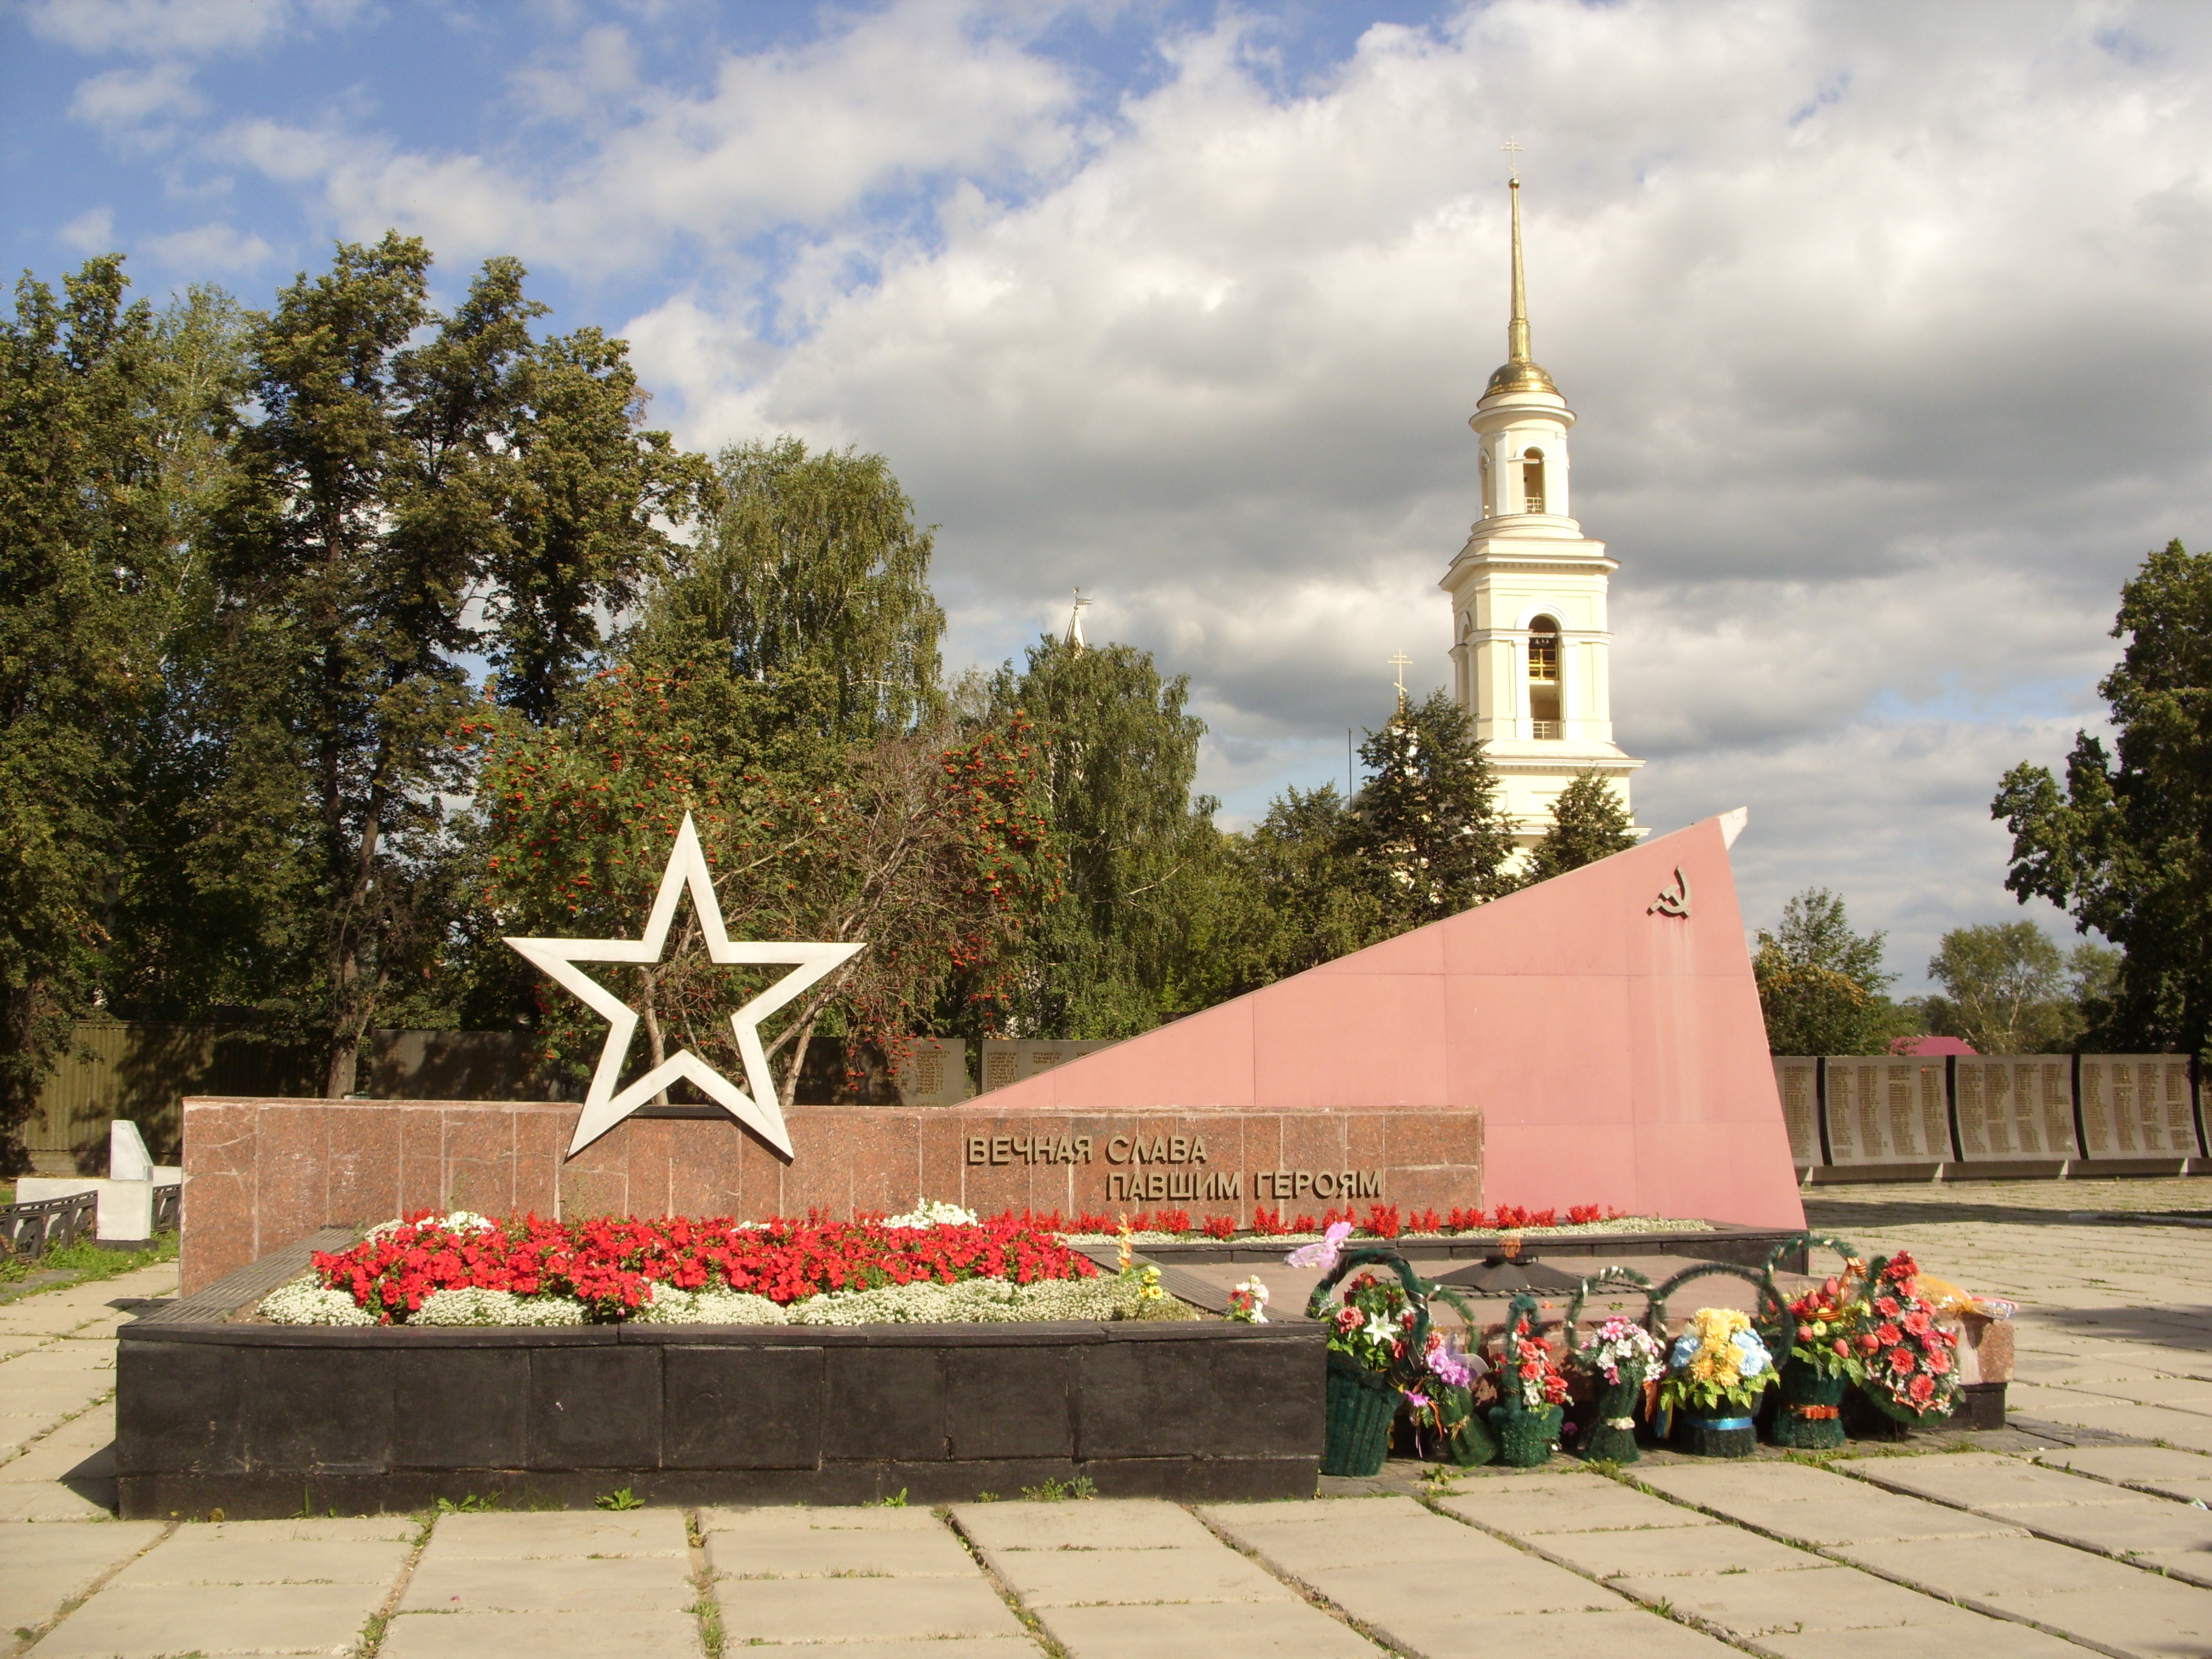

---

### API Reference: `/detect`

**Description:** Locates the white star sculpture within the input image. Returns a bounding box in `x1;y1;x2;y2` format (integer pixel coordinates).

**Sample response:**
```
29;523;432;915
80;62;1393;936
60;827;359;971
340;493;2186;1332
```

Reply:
505;813;864;1159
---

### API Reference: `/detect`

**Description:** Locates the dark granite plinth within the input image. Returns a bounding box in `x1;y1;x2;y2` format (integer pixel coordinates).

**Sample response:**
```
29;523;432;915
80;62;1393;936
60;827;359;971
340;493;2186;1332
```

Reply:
118;1309;1324;1519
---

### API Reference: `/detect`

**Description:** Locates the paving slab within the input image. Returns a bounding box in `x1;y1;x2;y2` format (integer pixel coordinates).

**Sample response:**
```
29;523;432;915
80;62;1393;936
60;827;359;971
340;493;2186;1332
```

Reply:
952;1497;1216;1553
1843;1449;2135;1506
402;1551;691;1614
0;1520;164;1642
1529;1518;1823;1581
1610;1560;1941;1637
112;1517;413;1587
716;1575;1024;1644
380;1606;705;1659
1838;1533;2212;1657
1635;1461;2026;1545
30;1580;390;1657
0;1480;116;1521
1206;1496;1738;1656
700;1503;952;1535
993;1540;1292;1607
423;1506;686;1557
1436;1474;1720;1535
2037;1442;2212;1501
1031;1599;1381;1658
0;1412;113;1486
706;1519;979;1578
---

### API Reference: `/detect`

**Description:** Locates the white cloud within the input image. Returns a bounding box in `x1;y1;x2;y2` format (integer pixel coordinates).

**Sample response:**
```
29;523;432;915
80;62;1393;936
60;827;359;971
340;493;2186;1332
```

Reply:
69;60;206;124
219;1;1082;278
23;0;353;57
58;206;116;252
142;221;272;270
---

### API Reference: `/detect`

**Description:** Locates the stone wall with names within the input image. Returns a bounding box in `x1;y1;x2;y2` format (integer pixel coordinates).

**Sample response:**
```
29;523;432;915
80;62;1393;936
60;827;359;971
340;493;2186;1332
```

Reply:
2079;1055;2201;1158
1954;1057;2078;1161
1772;1057;1820;1167
978;1040;1118;1094
1820;1057;1950;1164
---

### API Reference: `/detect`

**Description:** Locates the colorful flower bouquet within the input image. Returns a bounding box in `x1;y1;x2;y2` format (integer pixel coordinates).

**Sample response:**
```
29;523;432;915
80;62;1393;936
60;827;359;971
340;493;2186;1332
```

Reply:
1572;1316;1663;1463
1771;1271;1869;1448
1854;1252;1960;1426
1306;1251;1433;1478
1659;1307;1777;1457
1488;1305;1570;1466
260;1208;1118;1327
1406;1329;1495;1466
1227;1276;1270;1324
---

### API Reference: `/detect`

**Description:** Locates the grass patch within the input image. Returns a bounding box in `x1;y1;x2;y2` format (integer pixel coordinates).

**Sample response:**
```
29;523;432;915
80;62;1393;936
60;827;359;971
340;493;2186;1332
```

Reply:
0;1231;178;1295
1019;1476;1097;1503
595;1487;645;1511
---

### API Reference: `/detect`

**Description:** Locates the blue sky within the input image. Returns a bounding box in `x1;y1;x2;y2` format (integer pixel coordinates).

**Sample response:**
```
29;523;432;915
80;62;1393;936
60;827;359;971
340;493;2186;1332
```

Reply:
14;0;2212;991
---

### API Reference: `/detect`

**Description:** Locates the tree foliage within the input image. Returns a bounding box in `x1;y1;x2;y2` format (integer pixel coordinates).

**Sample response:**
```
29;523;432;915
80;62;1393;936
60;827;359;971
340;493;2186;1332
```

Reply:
1752;888;1905;1055
1994;539;2212;1053
1915;922;2116;1055
0;257;169;1160
1345;690;1515;922
1524;769;1638;883
651;436;943;738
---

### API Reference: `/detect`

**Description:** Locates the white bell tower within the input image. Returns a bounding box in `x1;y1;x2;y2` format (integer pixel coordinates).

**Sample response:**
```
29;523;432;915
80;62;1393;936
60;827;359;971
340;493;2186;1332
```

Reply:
1439;167;1642;851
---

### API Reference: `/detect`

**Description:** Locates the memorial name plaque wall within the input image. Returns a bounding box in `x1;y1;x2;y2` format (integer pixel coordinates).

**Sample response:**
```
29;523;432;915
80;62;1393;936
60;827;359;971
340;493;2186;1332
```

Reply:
178;1097;1484;1292
979;1040;1118;1094
891;1038;969;1106
1772;1053;2205;1178
1956;1057;2079;1161
1774;1057;1820;1167
2079;1055;2199;1158
1821;1058;1949;1165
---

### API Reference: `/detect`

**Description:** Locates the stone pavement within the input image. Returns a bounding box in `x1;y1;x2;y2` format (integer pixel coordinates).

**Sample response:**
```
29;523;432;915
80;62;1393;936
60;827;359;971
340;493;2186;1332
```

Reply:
10;1183;2212;1656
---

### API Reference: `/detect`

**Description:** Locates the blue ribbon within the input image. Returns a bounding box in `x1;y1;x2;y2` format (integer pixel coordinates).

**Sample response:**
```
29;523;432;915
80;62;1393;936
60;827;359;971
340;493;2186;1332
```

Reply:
1695;1415;1755;1431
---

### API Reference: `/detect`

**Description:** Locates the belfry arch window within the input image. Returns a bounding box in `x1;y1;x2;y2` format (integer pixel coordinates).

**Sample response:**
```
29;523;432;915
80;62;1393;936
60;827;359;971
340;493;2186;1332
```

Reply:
1520;448;1547;514
1527;614;1562;737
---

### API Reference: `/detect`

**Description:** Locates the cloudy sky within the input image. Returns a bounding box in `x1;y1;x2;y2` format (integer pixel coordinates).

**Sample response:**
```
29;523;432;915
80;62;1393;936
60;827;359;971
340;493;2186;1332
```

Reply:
8;0;2207;991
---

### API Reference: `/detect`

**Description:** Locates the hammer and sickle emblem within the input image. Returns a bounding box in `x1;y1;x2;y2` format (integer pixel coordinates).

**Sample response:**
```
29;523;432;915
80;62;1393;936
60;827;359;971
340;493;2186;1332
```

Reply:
1647;866;1692;919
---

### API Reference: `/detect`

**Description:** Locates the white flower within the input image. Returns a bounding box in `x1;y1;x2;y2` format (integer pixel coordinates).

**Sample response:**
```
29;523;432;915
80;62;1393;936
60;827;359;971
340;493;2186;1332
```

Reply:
879;1199;980;1229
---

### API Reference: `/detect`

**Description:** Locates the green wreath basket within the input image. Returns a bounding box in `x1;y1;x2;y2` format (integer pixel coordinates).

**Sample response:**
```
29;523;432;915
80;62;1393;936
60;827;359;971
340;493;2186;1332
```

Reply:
1306;1247;1432;1477
1644;1262;1789;1459
1763;1233;1863;1450
1562;1265;1656;1464
1417;1281;1499;1467
1486;1291;1567;1468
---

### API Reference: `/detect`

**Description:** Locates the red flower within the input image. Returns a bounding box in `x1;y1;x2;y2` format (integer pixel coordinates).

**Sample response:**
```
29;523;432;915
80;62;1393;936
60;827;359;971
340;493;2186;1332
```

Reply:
1907;1373;1936;1406
1889;1347;1917;1374
1874;1324;1902;1347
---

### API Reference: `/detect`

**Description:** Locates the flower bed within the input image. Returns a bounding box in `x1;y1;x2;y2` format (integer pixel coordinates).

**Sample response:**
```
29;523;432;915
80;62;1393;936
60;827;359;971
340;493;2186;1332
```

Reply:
264;1207;1104;1328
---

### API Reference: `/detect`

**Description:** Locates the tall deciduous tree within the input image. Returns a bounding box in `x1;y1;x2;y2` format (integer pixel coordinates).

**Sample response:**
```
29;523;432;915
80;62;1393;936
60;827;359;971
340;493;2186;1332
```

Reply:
200;236;709;1094
0;257;168;1162
987;636;1224;1037
1347;689;1515;923
649;436;943;738
1995;540;2212;1053
1917;922;2116;1054
1524;769;1638;883
1752;888;1902;1054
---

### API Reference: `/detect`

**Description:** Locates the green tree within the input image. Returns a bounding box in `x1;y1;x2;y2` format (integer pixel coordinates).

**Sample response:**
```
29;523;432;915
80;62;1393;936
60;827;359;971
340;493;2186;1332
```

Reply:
1221;783;1382;987
1524;769;1638;883
0;256;170;1164
192;235;711;1094
1752;888;1906;1054
986;636;1222;1037
1916;922;2117;1054
1995;539;2212;1053
646;435;943;738
1346;689;1515;923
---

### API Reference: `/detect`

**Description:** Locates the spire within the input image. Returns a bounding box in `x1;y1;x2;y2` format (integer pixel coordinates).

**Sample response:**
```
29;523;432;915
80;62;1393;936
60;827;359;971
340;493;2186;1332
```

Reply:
1486;153;1558;400
1065;588;1090;654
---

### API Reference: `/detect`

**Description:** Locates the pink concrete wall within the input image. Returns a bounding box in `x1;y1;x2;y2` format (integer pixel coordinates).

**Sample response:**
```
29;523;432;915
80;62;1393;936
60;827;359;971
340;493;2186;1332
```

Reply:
979;814;1805;1230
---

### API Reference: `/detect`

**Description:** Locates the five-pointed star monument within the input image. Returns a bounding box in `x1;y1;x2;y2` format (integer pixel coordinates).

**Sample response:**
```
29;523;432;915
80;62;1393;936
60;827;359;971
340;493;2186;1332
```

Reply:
504;813;864;1159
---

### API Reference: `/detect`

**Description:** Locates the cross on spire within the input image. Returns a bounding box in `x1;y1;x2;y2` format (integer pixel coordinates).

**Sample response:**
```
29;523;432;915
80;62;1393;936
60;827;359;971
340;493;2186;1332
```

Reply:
1065;588;1091;654
1388;651;1412;710
1501;136;1524;181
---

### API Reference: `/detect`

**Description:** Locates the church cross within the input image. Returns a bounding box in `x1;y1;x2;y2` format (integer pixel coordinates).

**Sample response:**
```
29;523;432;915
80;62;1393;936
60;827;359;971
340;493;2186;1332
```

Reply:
1501;136;1524;180
1388;651;1412;709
